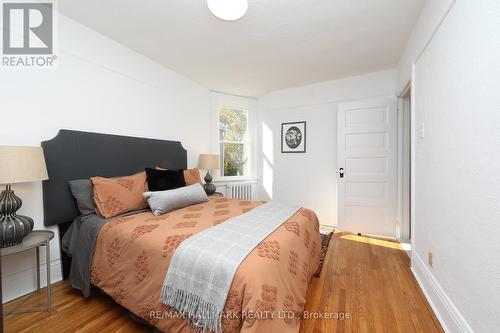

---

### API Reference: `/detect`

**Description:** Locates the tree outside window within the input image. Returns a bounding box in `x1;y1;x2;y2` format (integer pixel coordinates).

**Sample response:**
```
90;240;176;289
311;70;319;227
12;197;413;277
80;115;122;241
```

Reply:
219;107;249;177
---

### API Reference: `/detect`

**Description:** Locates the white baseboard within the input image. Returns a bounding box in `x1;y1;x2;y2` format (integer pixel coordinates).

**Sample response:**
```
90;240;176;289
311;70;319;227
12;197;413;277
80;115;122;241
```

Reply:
2;258;63;303
411;252;473;333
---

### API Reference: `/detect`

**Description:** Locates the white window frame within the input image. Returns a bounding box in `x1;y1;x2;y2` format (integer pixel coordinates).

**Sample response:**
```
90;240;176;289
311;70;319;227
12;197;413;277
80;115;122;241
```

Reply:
219;106;250;178
210;92;257;182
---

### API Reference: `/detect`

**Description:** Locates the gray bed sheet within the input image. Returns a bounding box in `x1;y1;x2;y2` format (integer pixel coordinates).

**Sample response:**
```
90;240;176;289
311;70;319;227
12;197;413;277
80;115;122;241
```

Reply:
62;209;149;297
62;213;107;297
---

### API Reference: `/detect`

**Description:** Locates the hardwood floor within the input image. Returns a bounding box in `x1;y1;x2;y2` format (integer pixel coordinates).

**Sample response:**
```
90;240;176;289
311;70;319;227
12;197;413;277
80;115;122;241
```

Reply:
3;232;443;333
299;233;443;333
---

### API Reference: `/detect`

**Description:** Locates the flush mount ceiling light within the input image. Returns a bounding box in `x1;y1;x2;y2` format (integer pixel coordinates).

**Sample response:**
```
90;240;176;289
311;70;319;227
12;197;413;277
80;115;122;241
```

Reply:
207;0;248;21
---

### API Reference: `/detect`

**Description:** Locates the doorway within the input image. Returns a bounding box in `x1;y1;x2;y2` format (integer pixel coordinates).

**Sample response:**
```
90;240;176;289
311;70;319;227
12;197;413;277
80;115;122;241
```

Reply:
398;87;412;245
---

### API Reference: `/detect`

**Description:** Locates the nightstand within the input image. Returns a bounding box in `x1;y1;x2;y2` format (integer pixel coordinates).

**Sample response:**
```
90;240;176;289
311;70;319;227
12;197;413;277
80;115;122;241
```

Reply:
1;230;54;314
210;192;224;197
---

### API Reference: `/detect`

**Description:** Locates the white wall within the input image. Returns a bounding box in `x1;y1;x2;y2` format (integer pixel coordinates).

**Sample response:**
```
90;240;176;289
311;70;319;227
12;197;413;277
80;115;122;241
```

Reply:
402;0;500;332
397;0;455;93
0;13;210;302
256;69;397;226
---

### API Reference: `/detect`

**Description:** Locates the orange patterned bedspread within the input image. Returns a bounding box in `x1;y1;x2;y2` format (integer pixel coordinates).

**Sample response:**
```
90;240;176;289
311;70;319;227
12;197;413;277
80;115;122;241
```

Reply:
91;197;321;332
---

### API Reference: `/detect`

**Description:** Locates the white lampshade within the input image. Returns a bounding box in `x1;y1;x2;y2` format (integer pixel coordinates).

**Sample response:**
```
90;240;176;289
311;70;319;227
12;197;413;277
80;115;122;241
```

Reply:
207;0;248;21
0;146;49;184
198;154;220;170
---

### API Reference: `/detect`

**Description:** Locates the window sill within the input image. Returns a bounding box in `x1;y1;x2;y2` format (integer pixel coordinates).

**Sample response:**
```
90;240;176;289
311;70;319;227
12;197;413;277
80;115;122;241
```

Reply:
212;177;258;184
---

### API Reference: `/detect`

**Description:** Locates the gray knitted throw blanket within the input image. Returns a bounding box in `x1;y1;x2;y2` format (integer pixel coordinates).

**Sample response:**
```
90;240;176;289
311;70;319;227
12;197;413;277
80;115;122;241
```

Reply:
160;202;300;333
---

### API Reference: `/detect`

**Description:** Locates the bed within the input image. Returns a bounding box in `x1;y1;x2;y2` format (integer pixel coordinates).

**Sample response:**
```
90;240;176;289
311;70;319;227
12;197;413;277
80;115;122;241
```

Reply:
42;129;321;333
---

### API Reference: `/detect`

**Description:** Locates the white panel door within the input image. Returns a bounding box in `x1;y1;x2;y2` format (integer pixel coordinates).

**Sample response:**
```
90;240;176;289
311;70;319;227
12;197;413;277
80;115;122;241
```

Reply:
337;97;397;237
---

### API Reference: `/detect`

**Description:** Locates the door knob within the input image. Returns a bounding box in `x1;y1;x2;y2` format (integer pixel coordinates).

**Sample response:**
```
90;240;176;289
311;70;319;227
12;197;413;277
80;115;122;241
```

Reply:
338;168;344;178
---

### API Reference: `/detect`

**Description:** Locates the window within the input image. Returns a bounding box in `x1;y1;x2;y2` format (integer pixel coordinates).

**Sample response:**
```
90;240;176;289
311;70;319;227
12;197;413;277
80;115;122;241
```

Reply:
218;106;250;177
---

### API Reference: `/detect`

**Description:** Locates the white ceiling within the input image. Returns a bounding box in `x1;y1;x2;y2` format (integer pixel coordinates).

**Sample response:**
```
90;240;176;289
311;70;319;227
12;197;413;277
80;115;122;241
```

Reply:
59;0;424;97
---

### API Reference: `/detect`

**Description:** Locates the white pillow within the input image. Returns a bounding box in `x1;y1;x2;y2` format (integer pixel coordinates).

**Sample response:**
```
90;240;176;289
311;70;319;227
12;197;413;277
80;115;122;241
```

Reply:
143;183;208;216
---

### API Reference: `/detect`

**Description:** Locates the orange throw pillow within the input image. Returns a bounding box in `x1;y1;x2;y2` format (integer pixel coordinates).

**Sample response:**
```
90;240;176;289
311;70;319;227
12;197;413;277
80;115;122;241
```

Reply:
155;167;202;186
91;172;148;218
183;168;202;185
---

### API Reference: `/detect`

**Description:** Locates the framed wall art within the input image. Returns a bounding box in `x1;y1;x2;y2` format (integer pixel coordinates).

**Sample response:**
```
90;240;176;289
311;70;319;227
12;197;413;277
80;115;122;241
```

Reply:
281;121;306;153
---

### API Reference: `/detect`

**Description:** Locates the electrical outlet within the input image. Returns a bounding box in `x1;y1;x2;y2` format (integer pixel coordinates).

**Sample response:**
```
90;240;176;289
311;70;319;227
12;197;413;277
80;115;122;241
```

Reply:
428;251;433;267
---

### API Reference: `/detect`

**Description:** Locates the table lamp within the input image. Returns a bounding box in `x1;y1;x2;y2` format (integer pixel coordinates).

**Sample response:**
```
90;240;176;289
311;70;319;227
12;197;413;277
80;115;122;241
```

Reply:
198;154;220;195
0;146;49;248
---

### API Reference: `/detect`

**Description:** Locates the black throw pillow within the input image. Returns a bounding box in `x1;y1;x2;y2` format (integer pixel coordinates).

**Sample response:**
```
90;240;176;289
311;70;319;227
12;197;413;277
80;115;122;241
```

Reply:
145;168;186;191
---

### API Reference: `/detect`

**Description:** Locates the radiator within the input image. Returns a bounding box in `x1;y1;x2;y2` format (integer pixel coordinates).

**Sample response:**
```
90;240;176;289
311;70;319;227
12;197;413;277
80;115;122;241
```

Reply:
227;182;253;200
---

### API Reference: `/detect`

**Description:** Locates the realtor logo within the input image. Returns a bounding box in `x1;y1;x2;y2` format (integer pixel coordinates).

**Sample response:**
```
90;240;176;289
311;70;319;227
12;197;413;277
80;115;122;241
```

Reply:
2;1;56;67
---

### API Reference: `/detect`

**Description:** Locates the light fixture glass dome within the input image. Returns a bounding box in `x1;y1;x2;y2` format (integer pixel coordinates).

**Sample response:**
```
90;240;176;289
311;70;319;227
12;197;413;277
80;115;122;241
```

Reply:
207;0;248;21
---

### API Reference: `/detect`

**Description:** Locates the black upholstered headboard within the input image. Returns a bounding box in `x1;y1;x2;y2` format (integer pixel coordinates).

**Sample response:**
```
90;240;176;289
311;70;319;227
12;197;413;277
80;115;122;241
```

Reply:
41;129;187;278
